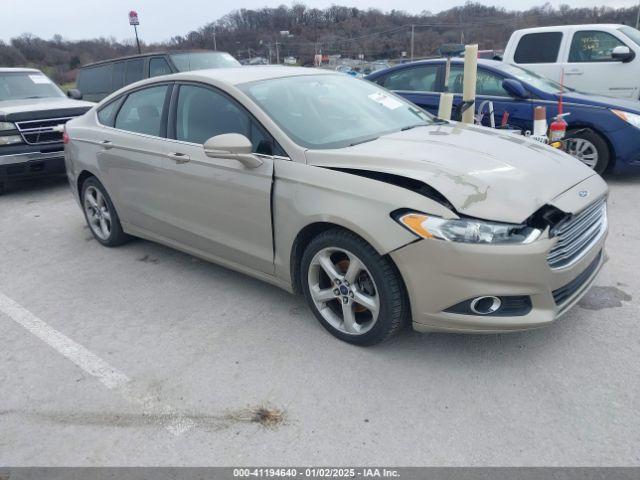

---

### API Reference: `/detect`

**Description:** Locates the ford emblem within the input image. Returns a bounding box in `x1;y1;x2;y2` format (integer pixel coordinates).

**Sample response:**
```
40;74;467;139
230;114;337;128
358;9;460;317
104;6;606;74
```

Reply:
578;190;589;198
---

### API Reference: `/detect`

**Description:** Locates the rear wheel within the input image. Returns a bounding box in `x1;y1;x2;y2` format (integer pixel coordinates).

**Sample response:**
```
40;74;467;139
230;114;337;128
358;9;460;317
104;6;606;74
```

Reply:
81;177;128;247
566;129;610;174
301;229;409;346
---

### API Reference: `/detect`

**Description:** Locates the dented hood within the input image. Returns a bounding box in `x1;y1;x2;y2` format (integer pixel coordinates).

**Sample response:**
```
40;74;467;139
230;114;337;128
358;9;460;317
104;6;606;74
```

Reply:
305;122;597;224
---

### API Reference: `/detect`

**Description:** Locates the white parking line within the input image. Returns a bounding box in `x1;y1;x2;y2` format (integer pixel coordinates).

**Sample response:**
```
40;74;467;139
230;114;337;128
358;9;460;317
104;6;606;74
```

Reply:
0;292;194;436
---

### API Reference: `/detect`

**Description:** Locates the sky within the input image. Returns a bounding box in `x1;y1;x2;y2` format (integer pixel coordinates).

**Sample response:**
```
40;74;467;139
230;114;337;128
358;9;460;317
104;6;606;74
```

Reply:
1;0;638;44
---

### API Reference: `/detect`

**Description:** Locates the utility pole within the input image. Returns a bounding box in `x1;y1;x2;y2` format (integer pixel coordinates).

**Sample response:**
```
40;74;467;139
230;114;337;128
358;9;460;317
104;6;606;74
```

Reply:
213;32;217;51
636;0;640;29
275;41;281;64
410;24;415;61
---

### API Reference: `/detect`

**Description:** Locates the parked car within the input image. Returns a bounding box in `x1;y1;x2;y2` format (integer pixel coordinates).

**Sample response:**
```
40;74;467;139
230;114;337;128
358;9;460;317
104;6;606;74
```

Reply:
335;65;360;77
65;67;607;345
0;68;93;193
366;58;640;174
503;24;640;99
75;50;240;102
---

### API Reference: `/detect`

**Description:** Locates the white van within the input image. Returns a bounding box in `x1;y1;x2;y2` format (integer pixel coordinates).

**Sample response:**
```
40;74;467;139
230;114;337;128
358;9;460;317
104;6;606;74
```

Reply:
503;24;640;99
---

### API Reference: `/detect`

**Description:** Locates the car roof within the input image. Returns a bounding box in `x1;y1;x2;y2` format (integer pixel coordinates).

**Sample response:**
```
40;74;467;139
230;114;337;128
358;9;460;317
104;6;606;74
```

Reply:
514;24;625;34
154;66;337;86
0;67;41;73
81;50;232;69
384;58;504;68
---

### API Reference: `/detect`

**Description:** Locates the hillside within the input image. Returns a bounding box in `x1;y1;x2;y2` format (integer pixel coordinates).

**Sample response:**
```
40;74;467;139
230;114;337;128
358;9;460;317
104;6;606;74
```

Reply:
1;2;639;84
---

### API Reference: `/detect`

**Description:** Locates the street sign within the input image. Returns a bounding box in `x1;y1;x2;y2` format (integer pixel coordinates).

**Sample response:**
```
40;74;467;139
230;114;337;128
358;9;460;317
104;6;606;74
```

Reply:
128;11;139;26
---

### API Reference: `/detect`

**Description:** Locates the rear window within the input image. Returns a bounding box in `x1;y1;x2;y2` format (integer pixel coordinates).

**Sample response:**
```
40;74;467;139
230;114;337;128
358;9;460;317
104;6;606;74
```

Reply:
169;52;240;71
514;32;563;64
78;64;112;95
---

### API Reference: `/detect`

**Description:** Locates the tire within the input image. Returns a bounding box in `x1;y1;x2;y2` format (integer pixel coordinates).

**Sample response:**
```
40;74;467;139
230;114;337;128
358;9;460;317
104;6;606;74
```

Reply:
566;128;610;174
81;176;128;247
300;228;409;346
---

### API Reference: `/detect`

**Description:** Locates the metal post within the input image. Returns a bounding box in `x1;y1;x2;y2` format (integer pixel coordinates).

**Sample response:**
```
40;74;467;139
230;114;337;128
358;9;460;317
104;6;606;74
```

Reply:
410;24;415;61
275;41;280;64
133;24;141;54
213;33;217;51
636;0;640;29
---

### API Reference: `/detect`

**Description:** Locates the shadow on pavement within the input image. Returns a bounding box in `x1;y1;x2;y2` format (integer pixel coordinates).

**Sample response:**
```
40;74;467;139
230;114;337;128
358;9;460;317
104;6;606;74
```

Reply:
0;175;68;197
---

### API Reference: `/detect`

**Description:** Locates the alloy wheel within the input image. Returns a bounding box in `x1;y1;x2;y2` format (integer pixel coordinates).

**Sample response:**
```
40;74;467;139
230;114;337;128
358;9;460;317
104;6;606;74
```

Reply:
307;247;380;335
566;138;599;169
84;186;112;241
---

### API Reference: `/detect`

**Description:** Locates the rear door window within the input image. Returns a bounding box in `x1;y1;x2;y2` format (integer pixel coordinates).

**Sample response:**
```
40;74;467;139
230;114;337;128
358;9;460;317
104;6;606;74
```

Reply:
381;65;439;92
78;64;112;96
448;66;509;97
112;62;125;91
149;57;172;77
97;97;124;127
514;32;563;64
125;58;145;85
568;30;627;62
114;85;169;137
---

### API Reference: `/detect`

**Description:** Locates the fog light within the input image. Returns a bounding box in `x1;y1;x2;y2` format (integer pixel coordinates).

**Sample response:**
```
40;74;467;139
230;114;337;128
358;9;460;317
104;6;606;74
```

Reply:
444;295;532;317
470;296;502;315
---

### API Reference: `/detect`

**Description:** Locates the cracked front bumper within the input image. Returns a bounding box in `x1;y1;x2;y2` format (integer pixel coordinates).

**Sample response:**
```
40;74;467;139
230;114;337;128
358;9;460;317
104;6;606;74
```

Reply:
391;176;608;334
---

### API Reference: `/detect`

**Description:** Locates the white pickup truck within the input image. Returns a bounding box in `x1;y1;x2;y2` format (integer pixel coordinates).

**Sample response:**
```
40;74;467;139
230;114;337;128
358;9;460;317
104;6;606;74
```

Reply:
503;24;640;100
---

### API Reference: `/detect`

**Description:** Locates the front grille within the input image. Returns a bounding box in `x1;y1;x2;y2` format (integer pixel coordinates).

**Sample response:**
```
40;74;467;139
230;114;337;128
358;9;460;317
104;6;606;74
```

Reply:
552;250;602;306
15;117;75;145
547;197;607;269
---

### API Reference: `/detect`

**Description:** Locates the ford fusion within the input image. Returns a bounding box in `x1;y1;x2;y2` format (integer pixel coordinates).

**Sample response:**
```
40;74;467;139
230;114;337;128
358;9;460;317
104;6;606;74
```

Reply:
64;67;607;345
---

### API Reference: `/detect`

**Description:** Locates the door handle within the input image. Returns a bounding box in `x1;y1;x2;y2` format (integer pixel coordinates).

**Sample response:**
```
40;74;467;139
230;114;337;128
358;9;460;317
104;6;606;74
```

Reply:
100;140;113;149
565;70;583;76
168;152;190;164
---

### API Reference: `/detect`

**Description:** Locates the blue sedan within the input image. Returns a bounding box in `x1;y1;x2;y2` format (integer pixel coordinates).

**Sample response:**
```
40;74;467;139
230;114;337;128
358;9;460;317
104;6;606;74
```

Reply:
366;59;640;174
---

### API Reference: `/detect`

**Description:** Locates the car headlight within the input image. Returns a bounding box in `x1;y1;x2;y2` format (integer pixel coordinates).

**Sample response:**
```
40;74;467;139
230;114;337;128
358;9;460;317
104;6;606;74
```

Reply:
0;135;23;146
0;122;17;131
611;109;640;129
396;212;541;244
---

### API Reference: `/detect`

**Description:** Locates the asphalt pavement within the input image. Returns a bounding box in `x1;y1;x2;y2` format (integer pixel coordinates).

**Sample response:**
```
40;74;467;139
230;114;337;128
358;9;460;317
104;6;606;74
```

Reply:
0;175;638;466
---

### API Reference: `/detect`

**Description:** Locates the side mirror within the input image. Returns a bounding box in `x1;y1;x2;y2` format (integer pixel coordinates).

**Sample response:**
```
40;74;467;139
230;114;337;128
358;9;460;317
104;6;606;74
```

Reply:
502;78;529;99
203;133;263;169
67;88;83;100
612;45;635;63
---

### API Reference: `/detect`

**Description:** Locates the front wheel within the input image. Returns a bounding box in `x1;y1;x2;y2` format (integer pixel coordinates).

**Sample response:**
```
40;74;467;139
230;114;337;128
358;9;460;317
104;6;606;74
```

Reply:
565;129;610;174
301;229;409;346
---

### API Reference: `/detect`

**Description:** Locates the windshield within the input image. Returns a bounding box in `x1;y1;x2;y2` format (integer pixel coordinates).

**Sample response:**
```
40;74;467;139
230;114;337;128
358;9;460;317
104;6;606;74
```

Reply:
0;72;64;101
240;74;436;149
501;63;568;94
619;26;640;47
170;52;240;71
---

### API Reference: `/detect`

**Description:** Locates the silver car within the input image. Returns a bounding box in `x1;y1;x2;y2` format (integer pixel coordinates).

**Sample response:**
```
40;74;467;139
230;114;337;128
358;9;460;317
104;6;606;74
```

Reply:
64;67;608;345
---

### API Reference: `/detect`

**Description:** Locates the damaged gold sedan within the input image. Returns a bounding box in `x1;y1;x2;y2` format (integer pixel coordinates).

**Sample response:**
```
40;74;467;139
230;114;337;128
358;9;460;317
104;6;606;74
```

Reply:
64;67;607;345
